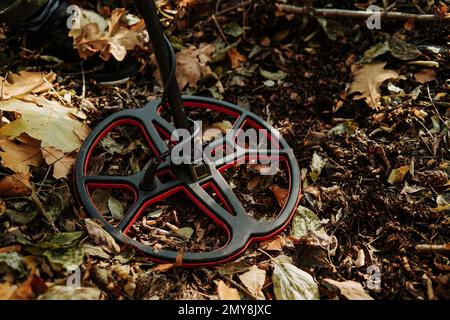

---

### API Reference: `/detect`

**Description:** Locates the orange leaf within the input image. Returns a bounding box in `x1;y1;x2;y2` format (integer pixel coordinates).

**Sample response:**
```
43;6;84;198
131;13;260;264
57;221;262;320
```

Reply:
269;184;289;207
0;173;32;197
227;48;247;69
260;235;286;251
152;263;174;272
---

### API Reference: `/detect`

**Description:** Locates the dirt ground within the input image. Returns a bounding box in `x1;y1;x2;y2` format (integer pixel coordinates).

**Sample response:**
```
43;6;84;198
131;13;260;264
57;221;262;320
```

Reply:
0;0;449;300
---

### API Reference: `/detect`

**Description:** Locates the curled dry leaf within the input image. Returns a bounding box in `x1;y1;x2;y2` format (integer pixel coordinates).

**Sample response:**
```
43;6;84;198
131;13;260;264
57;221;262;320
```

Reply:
217;280;240;300
69;8;147;61
85;218;120;254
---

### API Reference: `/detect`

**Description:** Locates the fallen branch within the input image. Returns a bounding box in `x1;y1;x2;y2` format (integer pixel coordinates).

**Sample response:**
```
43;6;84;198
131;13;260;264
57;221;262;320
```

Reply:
277;4;450;22
416;243;450;254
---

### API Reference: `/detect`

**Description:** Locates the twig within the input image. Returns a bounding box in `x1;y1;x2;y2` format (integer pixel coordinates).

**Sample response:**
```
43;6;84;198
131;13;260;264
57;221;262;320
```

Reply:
276;4;450;22
215;0;252;17
416;243;450;254
211;14;228;42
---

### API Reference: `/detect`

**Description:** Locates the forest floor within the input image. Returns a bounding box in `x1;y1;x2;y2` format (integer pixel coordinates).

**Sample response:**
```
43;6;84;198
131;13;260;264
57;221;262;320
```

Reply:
0;0;449;300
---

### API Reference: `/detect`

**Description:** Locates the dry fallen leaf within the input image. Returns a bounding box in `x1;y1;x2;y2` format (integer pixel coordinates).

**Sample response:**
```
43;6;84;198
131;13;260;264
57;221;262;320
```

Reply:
260;235;286;251
0;137;42;174
0;71;90;154
177;0;200;9
42;147;76;179
0;282;17;300
152;263;174;272
349;62;399;109
0;98;89;153
322;278;373;300
269;185;289;207
10;274;47;300
0;173;32;197
70;8;146;61
217;280;240;300
0;71;56;100
227;48;247;69
85;218;120;254
173;44;214;89
238;265;266;299
414;69;436;84
388;165;410;185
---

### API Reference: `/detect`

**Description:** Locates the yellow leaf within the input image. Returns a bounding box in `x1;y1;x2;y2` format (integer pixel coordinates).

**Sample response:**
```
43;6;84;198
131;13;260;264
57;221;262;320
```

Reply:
0;71;56;100
0;98;90;152
388;165;410;185
217;280;240;300
349;62;399;110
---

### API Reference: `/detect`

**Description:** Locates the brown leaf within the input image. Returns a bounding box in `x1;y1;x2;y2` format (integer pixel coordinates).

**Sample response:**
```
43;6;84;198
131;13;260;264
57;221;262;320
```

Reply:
227;48;247;69
387;165;410;185
174;44;214;89
217;280;240;300
42;147;76;179
260;235;286;251
10;274;47;300
0;137;42;174
238;266;266;299
177;0;200;9
70;8;146;62
152;263;174;272
0;71;56;100
322;278;373;300
85;218;120;254
349;62;399;109
414;69;436;84
0;282;17;300
0;173;32;197
269;184;289;207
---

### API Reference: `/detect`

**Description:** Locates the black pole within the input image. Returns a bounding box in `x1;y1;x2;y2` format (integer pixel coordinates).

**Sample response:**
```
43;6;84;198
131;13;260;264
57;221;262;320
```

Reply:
134;0;190;131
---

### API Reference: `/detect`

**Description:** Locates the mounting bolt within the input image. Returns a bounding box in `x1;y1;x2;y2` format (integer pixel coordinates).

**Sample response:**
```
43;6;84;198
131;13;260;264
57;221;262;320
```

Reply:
140;157;161;191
